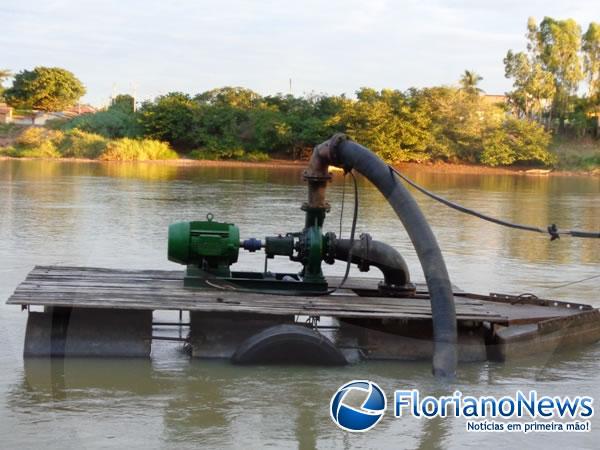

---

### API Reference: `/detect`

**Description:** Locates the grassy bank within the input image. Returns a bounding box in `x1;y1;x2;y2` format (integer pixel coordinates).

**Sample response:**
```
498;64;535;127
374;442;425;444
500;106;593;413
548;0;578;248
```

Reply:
0;127;178;161
1;125;599;175
550;136;600;172
0;126;270;162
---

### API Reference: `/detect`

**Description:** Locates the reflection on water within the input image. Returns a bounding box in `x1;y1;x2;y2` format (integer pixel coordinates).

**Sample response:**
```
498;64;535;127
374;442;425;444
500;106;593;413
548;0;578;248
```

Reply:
0;159;599;449
10;345;600;450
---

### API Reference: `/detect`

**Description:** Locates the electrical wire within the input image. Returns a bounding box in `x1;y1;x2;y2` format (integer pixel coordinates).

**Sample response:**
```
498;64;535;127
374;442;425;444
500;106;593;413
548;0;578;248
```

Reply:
339;173;346;239
327;170;358;295
386;165;599;294
388;166;600;240
541;273;600;291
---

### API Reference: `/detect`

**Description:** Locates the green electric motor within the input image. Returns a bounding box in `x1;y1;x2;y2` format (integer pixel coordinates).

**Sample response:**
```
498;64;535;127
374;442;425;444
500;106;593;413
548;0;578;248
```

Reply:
168;213;240;276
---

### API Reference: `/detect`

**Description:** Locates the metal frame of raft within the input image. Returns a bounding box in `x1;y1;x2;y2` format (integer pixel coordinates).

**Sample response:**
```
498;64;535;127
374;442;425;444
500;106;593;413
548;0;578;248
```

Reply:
7;265;600;364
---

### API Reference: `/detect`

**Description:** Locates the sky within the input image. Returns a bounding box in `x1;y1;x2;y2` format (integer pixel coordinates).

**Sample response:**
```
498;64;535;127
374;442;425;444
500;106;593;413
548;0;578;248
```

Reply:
1;0;598;106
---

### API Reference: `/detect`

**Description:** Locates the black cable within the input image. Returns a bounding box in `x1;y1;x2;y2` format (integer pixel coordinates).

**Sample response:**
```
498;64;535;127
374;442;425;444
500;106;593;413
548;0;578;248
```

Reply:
389;166;600;240
328;170;358;294
339;174;346;238
542;273;600;290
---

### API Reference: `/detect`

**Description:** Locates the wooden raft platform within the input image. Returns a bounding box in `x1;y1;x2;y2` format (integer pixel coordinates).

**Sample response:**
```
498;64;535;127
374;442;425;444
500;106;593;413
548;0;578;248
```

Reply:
5;266;590;324
6;266;600;363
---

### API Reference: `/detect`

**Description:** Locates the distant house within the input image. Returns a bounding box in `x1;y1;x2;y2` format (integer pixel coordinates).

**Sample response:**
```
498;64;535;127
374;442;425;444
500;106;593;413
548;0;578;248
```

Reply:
8;104;98;125
476;94;509;121
587;106;600;134
481;94;508;107
0;103;13;124
63;104;97;116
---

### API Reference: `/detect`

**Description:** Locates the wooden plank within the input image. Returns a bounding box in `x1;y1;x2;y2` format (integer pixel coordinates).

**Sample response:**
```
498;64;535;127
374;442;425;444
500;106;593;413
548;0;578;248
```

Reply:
8;295;501;321
12;283;487;309
27;266;460;293
5;266;588;324
9;287;497;315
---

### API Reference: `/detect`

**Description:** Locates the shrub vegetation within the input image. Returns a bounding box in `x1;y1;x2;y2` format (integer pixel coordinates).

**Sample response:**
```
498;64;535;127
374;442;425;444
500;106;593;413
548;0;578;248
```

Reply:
0;127;176;161
99;138;178;161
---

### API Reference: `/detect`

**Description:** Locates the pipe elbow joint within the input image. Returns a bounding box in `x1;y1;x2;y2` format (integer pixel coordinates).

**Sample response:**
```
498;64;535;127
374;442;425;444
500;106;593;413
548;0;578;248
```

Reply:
333;235;411;288
305;133;349;179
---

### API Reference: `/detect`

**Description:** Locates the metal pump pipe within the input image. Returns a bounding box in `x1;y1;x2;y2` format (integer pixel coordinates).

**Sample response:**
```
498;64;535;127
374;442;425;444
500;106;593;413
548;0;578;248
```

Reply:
333;236;411;287
306;134;458;377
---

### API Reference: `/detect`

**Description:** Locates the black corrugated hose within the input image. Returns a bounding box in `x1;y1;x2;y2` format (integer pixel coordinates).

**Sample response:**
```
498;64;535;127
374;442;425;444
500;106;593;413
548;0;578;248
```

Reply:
321;135;458;378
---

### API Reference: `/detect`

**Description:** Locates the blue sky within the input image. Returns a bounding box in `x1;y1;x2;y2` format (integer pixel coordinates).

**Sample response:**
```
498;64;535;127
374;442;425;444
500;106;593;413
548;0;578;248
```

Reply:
1;0;597;105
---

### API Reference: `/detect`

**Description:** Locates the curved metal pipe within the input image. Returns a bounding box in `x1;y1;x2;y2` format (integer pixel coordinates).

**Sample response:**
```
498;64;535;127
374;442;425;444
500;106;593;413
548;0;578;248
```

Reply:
334;236;411;287
308;134;457;377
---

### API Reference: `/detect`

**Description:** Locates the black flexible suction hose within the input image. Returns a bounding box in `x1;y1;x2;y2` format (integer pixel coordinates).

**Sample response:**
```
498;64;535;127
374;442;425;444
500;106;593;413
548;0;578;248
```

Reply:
309;134;458;377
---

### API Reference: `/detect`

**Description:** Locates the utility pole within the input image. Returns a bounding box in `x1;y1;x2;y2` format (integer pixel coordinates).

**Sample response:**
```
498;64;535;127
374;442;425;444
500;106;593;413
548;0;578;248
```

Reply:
289;78;292;95
131;82;138;112
111;82;117;107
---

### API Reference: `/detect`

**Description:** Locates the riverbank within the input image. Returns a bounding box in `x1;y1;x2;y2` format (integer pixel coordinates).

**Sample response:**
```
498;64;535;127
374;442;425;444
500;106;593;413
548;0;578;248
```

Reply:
2;154;598;177
2;125;599;175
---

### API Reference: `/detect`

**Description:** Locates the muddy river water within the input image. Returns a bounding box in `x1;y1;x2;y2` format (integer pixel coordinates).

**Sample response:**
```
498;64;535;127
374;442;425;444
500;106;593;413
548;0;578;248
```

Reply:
0;159;598;449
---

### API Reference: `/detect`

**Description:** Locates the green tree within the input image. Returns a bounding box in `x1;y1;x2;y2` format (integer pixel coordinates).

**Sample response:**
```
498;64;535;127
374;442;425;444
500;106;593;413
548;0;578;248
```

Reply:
335;88;433;162
111;94;135;113
4;67;85;111
63;106;142;139
529;17;584;126
583;22;600;101
63;93;141;139
459;70;483;95
504;50;555;119
481;118;553;166
412;86;504;162
191;87;261;155
247;106;291;153
262;93;346;156
195;103;249;153
139;92;201;149
196;87;261;109
0;69;11;99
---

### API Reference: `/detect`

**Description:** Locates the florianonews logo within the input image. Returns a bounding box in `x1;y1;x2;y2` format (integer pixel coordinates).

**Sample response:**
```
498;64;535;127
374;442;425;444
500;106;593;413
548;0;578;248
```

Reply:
330;380;387;432
330;382;594;434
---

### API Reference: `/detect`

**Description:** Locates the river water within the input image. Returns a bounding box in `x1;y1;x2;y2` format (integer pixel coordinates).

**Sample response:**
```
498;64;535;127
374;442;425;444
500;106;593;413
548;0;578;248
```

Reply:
0;159;598;449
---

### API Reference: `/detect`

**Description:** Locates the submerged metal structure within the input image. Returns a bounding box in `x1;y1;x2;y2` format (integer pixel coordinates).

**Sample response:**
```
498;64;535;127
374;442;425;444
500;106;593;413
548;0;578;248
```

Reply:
6;135;600;377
